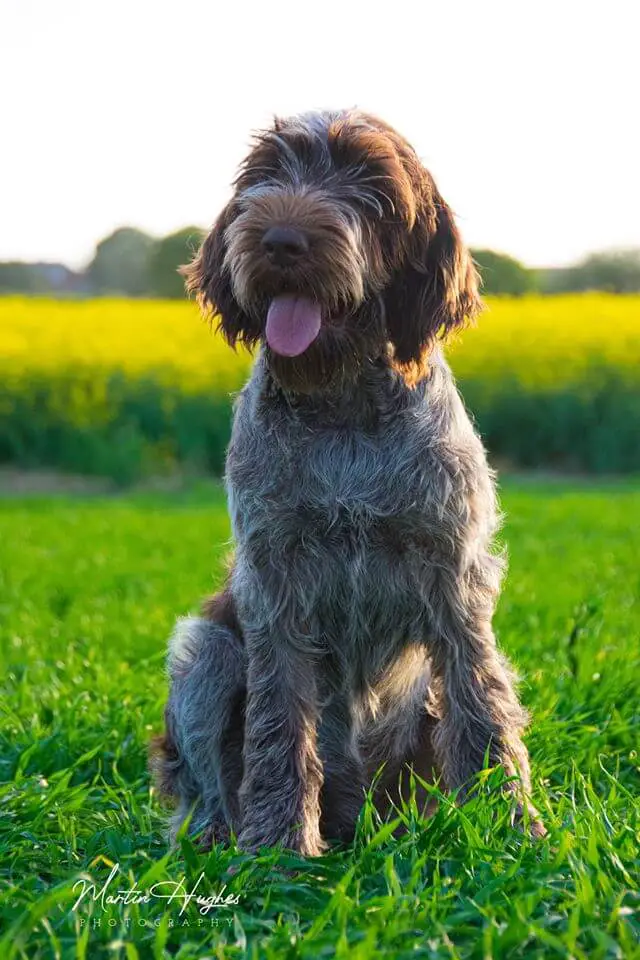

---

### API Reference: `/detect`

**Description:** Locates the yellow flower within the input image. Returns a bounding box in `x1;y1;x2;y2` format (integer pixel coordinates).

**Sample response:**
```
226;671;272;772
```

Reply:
0;293;638;412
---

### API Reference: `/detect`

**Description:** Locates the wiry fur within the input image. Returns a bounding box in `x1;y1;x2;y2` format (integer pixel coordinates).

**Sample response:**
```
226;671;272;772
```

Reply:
151;109;544;853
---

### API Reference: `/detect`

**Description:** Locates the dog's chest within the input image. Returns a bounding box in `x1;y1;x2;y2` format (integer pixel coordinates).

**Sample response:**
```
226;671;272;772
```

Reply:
228;401;446;604
229;422;433;678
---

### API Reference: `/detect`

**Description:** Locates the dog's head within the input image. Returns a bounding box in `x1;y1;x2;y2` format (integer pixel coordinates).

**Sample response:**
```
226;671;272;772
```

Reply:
184;110;481;392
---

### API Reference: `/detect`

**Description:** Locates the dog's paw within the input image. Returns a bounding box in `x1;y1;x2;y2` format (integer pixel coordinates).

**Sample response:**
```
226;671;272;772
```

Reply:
512;801;547;839
198;815;232;851
238;824;326;857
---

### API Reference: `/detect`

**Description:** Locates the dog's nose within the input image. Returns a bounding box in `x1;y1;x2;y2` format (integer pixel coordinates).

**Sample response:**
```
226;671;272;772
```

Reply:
261;226;309;265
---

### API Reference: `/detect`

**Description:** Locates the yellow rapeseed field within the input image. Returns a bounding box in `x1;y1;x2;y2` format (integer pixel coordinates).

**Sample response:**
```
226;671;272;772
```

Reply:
1;293;638;391
0;296;252;392
448;293;640;390
0;293;638;476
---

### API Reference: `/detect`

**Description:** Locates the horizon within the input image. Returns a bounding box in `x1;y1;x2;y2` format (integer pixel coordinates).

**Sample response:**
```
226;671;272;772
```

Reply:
8;229;639;275
1;1;639;270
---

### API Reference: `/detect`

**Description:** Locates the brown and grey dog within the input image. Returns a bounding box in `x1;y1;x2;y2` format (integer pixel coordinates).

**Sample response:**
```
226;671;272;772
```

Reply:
151;109;544;854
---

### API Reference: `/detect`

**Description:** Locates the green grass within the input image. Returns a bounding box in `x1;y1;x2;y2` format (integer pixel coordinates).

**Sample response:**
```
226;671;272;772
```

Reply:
0;479;638;958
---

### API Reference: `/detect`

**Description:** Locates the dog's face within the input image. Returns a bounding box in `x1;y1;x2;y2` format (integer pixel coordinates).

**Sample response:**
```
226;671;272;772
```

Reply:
185;110;481;392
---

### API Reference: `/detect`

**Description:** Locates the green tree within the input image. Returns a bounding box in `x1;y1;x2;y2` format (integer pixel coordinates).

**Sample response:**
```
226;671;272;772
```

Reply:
148;227;204;299
471;249;537;296
87;227;155;296
565;248;640;293
0;262;48;293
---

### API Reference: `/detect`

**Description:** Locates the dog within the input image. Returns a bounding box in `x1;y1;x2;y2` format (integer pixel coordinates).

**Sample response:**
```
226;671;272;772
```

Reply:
150;109;544;854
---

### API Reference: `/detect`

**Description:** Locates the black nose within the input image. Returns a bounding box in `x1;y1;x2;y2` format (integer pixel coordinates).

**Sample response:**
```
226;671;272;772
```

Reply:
261;226;309;265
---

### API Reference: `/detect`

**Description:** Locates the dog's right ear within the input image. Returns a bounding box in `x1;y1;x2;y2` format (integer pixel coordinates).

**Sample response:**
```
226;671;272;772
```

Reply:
384;185;482;370
181;202;260;348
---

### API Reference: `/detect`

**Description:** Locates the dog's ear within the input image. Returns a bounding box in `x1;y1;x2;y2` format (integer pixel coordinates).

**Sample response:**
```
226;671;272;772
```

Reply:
181;202;260;348
384;173;482;367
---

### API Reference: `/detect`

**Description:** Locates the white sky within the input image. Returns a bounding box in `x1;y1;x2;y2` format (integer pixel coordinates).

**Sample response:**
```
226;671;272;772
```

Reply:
1;0;638;270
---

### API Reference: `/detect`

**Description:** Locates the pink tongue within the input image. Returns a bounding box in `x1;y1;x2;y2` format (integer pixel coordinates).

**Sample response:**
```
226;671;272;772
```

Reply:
266;296;322;357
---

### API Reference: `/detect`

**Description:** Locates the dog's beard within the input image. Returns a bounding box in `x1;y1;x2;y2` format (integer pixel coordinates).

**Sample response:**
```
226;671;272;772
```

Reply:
266;298;388;395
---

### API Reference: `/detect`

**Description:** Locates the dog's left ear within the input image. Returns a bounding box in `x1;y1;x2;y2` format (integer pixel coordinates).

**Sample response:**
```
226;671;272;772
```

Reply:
384;173;482;366
180;202;261;348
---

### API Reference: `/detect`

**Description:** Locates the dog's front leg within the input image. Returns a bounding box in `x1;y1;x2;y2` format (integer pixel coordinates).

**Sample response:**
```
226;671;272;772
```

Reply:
237;625;325;856
429;559;545;836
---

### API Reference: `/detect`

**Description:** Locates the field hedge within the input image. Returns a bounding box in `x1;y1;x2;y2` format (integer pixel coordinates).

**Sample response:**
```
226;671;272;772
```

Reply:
1;294;638;481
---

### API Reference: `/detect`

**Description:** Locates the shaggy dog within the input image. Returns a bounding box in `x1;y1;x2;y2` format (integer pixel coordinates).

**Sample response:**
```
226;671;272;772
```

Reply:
151;109;544;854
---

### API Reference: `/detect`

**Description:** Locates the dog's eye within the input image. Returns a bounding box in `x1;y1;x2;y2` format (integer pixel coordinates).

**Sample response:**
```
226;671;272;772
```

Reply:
237;147;281;190
271;131;330;181
352;188;387;219
337;166;396;219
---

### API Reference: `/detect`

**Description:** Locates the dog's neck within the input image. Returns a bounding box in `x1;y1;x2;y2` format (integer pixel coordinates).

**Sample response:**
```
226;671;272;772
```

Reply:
257;347;431;430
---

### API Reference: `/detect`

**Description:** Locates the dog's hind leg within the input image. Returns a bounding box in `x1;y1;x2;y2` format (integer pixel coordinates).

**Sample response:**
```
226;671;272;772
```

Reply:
150;589;246;847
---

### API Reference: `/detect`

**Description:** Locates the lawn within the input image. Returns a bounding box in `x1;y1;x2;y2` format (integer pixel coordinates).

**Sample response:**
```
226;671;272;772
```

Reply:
0;478;638;958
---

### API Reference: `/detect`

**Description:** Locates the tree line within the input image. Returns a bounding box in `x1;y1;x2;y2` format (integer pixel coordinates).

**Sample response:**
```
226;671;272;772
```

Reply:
0;227;203;299
1;226;640;297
